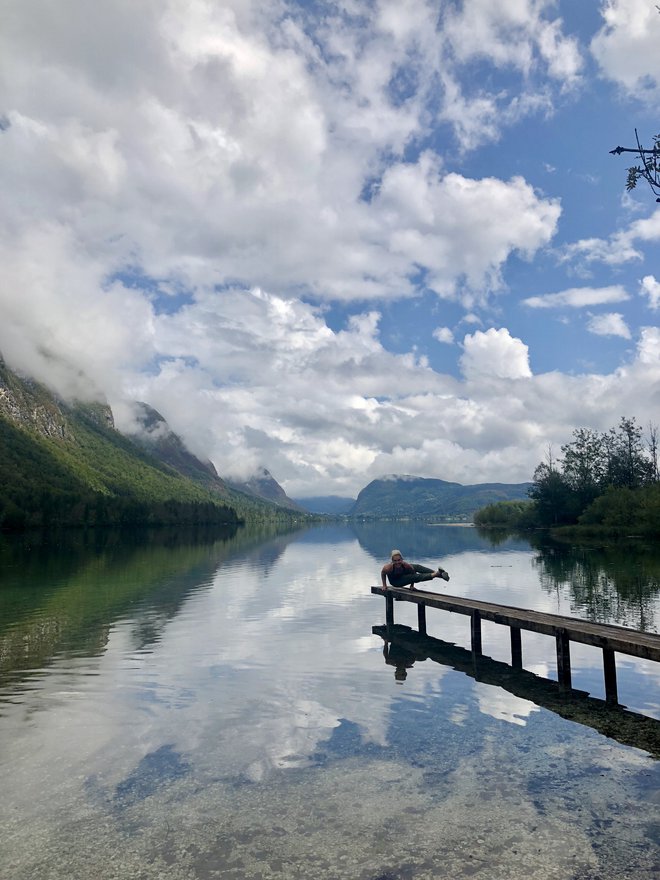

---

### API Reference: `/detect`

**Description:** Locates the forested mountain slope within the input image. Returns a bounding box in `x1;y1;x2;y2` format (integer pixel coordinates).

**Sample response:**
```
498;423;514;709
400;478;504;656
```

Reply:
352;475;532;518
0;360;237;529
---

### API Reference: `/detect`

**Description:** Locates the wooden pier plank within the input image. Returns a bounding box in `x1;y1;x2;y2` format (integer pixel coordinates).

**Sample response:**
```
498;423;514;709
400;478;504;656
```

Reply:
371;586;660;663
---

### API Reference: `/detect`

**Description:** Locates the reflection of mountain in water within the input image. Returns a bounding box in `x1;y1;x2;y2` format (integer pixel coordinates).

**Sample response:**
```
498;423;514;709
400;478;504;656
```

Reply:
351;520;531;561
530;534;660;632
0;521;308;693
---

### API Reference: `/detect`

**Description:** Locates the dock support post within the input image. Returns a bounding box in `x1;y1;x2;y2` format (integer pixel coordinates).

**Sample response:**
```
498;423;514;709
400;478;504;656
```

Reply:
417;602;427;635
555;629;572;692
471;610;482;656
603;648;618;705
510;627;523;668
385;592;394;627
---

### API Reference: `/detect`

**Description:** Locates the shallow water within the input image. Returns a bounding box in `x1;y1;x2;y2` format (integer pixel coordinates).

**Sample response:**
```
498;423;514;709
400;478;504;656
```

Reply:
1;522;659;879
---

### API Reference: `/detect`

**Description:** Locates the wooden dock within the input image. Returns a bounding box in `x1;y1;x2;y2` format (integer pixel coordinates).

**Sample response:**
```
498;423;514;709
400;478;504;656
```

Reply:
371;585;660;705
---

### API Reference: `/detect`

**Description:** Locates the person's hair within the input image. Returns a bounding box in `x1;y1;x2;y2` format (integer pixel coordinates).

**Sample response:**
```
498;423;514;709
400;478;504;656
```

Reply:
391;549;402;560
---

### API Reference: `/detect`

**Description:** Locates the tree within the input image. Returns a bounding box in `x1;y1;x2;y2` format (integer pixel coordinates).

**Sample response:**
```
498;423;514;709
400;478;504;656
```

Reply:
647;422;659;483
610;130;660;202
528;461;576;526
527;418;659;530
560;427;605;509
604;417;651;490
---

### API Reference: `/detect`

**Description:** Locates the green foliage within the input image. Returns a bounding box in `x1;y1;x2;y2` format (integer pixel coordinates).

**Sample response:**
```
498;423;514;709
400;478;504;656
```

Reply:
626;134;660;192
503;416;660;536
473;500;536;529
578;486;641;532
528;463;578;526
612;130;660;200
0;405;240;531
578;484;660;538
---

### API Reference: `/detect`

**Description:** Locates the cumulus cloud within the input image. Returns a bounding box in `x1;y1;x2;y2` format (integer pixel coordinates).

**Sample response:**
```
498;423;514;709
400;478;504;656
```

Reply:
523;286;630;308
2;0;660;500
636;326;660;364
641;275;660;309
0;223;156;402
591;0;660;94
586;312;631;339
0;0;562;316
375;156;560;302
459;328;533;381
442;0;582;80
433;327;455;344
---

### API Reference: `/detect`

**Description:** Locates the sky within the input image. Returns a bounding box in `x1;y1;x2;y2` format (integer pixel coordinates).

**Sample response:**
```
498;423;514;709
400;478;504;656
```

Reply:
1;0;660;499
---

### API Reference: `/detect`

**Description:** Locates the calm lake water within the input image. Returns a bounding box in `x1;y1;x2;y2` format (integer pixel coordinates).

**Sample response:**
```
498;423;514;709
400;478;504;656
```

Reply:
1;521;659;880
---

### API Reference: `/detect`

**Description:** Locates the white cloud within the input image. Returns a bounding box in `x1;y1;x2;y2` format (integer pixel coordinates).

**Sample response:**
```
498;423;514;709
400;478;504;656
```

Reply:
459;328;533;381
523;285;630;308
433;327;454;344
434;1;582;151
443;0;582;81
637;326;660;364
591;0;660;94
563;208;660;266
640;275;660;309
3;0;660;501
376;157;560;303
586;312;631;339
0;223;156;402
0;1;562;314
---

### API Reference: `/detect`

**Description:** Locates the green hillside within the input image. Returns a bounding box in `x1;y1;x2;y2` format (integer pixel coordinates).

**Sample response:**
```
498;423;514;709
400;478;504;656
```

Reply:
0;407;240;530
351;475;532;519
0;363;240;530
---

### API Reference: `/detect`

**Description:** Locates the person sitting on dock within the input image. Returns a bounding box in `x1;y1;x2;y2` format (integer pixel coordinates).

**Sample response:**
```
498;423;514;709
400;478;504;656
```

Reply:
381;550;450;591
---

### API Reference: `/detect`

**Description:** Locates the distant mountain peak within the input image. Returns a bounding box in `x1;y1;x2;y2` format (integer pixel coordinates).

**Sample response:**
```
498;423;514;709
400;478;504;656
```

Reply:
226;468;306;513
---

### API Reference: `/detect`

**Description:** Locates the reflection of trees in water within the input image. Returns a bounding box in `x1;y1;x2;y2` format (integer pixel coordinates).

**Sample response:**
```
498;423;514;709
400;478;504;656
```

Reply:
351;520;530;561
530;534;660;632
0;521;307;688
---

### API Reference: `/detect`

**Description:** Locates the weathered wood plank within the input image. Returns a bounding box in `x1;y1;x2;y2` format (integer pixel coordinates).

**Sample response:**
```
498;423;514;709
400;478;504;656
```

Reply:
371;586;660;663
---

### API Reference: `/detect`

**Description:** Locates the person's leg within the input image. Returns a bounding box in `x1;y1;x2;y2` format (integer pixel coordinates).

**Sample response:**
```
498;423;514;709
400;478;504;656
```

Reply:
390;565;436;589
393;565;435;589
410;565;435;585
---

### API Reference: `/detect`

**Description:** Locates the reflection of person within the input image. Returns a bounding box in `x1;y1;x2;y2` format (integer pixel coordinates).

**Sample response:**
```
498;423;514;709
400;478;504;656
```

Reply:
383;641;416;683
381;549;450;591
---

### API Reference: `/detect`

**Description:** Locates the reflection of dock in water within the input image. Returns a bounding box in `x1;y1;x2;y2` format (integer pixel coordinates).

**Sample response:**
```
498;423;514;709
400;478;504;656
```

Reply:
373;623;660;759
372;585;660;705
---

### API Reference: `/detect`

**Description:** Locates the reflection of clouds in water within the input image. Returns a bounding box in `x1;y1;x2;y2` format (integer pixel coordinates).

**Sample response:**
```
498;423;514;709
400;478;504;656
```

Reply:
3;527;660;879
82;536;411;783
474;683;540;727
449;704;470;726
4;528;660;812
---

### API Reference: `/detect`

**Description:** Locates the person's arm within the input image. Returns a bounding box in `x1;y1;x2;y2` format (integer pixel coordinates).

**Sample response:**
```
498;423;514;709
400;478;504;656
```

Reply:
381;563;390;588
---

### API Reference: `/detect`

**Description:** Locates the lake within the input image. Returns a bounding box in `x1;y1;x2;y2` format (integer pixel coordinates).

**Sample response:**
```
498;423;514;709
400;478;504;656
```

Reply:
1;521;659;879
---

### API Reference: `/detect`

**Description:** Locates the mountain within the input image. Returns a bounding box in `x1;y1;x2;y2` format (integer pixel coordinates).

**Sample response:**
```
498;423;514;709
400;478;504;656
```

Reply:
127;402;231;497
0;360;303;530
293;496;356;515
351;475;532;519
129;411;307;518
226;467;307;513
